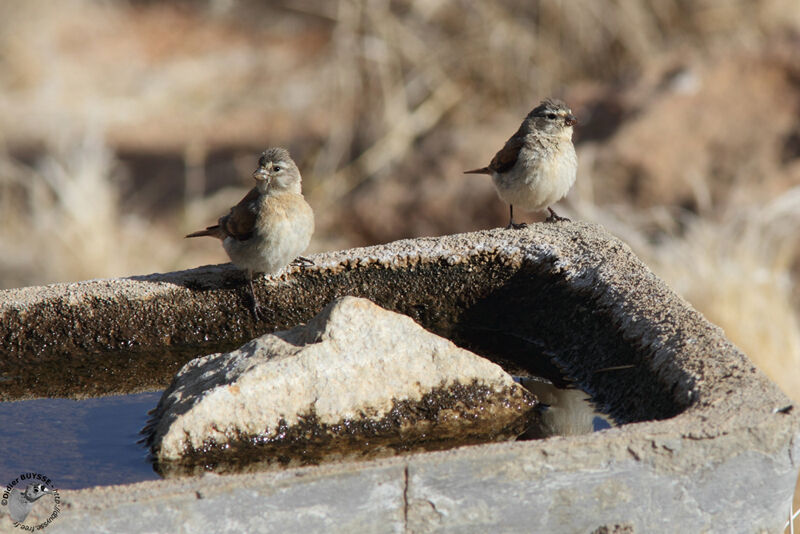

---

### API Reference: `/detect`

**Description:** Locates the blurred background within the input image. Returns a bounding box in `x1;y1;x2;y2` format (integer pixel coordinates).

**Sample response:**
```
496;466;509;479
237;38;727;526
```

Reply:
0;1;799;402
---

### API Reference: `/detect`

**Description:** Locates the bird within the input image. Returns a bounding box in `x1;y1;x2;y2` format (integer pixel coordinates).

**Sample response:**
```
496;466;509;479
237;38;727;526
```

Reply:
464;98;578;229
186;147;315;319
8;483;53;523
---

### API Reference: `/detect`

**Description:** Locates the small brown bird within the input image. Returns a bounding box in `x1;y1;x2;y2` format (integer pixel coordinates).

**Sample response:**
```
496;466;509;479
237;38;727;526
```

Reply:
186;147;314;318
465;99;578;229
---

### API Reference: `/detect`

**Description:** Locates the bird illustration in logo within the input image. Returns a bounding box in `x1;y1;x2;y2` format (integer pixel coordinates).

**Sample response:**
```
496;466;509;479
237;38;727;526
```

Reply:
7;483;53;522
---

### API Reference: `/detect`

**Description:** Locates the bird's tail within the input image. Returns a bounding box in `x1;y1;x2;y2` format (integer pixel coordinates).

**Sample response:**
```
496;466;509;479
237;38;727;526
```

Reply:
463;167;491;175
185;225;224;239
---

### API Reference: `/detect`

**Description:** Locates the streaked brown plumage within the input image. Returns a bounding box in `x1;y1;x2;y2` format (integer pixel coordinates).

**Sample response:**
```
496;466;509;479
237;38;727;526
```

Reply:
185;187;261;241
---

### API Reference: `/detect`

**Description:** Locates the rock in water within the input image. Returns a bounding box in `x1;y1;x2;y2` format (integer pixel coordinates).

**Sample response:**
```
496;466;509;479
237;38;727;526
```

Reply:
144;296;537;475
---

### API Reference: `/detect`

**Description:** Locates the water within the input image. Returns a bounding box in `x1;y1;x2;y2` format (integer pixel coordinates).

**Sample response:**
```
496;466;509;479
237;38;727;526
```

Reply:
0;379;613;488
514;376;613;438
0;391;162;490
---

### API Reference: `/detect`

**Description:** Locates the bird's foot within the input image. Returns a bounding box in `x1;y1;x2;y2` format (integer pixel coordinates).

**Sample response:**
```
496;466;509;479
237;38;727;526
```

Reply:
505;221;528;230
291;256;315;267
545;208;570;223
247;274;264;321
250;300;264;321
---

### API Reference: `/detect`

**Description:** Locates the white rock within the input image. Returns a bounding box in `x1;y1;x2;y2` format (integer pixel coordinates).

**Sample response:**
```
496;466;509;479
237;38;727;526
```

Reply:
146;296;536;467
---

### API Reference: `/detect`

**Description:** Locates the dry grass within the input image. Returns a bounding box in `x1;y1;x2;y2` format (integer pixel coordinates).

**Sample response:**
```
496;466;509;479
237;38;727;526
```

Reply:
0;129;178;285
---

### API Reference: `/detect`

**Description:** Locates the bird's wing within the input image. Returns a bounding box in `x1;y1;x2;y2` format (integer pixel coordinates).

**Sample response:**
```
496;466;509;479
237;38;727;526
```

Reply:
488;127;525;174
220;187;260;241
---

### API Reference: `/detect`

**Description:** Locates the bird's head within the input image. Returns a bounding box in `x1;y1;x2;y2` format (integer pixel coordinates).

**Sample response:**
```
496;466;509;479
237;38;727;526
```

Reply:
525;99;577;139
22;483;53;503
253;147;302;194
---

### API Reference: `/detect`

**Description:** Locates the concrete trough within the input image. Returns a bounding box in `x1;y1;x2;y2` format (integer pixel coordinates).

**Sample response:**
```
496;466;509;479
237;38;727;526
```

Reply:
0;222;798;532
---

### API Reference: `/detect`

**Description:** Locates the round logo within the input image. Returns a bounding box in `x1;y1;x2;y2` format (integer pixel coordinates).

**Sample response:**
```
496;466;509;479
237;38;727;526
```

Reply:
2;473;60;530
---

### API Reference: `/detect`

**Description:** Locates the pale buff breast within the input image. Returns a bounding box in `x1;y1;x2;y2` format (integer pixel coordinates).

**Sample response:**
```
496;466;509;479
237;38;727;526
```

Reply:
223;191;314;274
492;137;577;213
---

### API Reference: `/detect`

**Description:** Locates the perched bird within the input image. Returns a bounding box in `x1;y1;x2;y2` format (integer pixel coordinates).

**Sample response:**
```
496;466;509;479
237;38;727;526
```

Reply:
186;147;315;318
8;483;53;523
465;99;578;229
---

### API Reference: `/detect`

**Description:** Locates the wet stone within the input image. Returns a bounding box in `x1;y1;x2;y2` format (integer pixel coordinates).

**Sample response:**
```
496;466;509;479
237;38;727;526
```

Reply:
143;296;538;475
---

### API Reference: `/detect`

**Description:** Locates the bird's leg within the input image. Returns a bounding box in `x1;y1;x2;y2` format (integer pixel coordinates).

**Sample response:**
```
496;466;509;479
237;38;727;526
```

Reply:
291;256;314;267
505;205;528;230
545;207;570;223
246;269;263;320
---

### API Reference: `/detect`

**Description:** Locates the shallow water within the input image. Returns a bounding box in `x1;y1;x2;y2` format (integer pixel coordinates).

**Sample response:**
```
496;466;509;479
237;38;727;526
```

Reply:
0;391;161;489
0;379;612;488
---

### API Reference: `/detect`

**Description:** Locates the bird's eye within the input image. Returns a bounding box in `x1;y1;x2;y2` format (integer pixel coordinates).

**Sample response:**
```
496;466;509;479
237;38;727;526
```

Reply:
547;113;557;120
273;165;282;172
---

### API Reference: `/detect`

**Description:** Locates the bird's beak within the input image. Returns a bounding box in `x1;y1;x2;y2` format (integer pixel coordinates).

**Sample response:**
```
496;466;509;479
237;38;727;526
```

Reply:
565;114;578;126
253;167;270;182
